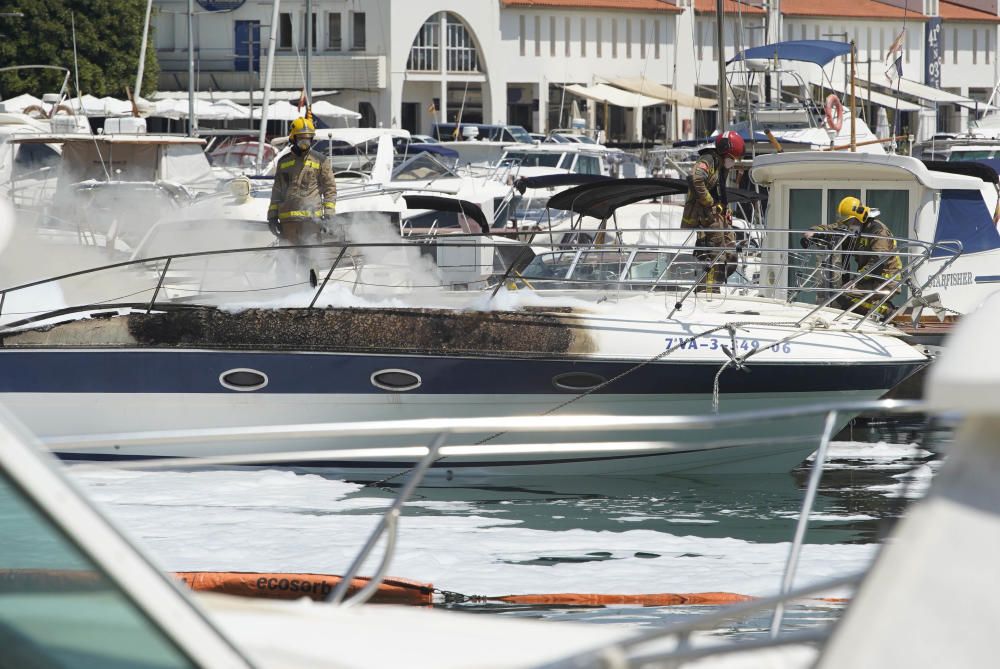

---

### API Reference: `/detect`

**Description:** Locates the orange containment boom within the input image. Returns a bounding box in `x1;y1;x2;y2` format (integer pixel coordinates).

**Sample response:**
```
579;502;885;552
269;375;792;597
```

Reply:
175;572;435;605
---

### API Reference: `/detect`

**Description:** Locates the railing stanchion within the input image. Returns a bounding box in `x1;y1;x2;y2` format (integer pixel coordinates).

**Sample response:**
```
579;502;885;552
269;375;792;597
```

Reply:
146;258;171;314
308;245;348;309
770;409;839;638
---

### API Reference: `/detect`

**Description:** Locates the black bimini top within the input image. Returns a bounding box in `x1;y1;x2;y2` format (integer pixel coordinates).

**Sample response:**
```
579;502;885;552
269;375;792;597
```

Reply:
546;177;767;220
513;173;613;194
922;159;1000;185
402;194;490;234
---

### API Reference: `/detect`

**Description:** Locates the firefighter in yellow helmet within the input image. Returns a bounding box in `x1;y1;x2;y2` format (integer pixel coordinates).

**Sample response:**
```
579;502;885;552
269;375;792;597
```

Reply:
802;196;903;316
267;116;337;245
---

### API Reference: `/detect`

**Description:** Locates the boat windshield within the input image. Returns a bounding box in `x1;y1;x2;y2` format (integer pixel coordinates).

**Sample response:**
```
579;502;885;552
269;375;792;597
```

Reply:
502;151;566;168
0;471;196;667
391;152;460;181
948;150;994;161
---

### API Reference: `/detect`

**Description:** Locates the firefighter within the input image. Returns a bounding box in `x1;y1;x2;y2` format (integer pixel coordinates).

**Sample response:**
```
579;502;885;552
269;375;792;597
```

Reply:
802;196;903;316
267;116;337;246
682;131;745;289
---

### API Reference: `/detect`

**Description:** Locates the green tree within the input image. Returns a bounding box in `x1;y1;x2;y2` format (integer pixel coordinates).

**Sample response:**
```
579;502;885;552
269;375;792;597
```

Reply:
0;0;158;100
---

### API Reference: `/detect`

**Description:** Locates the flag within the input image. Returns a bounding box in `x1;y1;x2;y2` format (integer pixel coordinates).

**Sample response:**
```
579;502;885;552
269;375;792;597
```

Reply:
296;89;307;112
427;101;436;114
884;29;905;83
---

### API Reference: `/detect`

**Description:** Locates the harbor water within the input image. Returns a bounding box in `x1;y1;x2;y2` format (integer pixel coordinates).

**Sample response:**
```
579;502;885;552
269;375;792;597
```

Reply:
68;414;951;639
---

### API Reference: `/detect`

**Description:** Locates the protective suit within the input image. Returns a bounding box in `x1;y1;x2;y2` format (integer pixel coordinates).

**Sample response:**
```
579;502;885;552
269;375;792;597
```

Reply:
267;117;337;246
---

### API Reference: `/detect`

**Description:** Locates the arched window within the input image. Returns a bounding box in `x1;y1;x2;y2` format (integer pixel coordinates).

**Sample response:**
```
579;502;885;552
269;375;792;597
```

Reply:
407;13;481;74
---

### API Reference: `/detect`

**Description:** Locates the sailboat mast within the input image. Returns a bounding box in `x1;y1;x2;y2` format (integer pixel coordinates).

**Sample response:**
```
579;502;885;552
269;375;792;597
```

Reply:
135;0;153;98
716;0;727;131
187;0;196;136
256;0;281;170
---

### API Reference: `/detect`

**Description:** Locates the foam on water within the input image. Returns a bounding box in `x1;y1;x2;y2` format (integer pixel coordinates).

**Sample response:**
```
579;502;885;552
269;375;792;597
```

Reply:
71;466;878;598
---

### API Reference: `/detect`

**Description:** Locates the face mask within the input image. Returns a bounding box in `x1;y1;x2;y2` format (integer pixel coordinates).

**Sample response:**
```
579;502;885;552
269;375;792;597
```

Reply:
723;157;736;169
296;138;313;152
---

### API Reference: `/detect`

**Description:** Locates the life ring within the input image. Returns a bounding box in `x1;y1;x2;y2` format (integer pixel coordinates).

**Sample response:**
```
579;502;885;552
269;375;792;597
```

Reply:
824;94;844;132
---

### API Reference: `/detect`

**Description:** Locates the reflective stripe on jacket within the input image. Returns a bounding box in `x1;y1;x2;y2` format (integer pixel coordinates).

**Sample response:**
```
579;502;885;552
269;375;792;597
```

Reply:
267;149;337;222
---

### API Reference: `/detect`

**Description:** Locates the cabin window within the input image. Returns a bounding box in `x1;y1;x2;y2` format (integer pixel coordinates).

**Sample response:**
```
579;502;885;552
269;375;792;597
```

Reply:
219;369;269;391
866;189;910;240
788;188;823;232
0;473;197;668
553;371;606;391
371;369;422;392
576;154;602;175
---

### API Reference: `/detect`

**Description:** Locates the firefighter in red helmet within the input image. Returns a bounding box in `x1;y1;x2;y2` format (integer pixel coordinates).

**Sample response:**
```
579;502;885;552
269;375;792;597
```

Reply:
682;131;745;289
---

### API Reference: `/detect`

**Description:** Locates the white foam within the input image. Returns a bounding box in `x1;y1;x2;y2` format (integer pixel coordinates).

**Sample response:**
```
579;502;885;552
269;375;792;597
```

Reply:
810;441;931;461
71;467;877;598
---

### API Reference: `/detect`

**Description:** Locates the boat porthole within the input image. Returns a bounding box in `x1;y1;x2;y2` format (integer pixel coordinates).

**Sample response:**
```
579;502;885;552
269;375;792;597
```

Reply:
219;368;269;392
553;371;606;391
371;369;422;392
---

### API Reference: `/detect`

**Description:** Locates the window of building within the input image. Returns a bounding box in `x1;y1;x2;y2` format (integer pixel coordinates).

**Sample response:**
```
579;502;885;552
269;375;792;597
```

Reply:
626;18;632;58
905;28;911;64
866;27;871;61
351;12;366;51
654;20;660;59
565;17;571;57
534;15;541;56
445;14;479;72
519;15;525;56
640;19;646;59
973;30;978;64
612;18;618;58
301;12;316;50
581;17;587;57
155;13;175;50
697;21;703;60
814;25;820;40
986;30;991;65
799;24;805;41
597;18;602;57
278;12;292;49
327;13;342;50
550;16;556;57
953;28;958;64
407;15;438;71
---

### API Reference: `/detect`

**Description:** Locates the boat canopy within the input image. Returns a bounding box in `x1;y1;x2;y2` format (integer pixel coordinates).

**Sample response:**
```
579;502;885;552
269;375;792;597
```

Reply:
404;143;459;159
513;173;611;194
546;178;764;220
729;40;852;67
402;194;489;234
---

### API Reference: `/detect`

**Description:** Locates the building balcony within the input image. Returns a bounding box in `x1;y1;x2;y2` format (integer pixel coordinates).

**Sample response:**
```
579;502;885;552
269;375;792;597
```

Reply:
157;51;386;91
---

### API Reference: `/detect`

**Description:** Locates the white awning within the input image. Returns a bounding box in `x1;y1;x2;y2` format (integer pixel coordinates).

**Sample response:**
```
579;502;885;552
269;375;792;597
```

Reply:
605;78;716;110
563;83;663;109
857;75;990;111
820;78;926;113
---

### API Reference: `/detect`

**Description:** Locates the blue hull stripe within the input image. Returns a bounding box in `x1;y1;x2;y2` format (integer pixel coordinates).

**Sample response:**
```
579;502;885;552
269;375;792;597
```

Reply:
0;350;923;395
975;274;1000;283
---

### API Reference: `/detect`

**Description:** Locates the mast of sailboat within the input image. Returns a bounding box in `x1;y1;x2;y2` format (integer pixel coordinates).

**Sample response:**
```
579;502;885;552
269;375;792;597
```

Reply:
256;0;281;170
716;0;727;131
305;0;312;105
135;0;153;100
187;0;196;136
850;40;857;152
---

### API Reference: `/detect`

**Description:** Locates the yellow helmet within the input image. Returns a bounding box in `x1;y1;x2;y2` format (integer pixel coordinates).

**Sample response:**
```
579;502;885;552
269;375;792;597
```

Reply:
289;116;316;141
837;196;870;224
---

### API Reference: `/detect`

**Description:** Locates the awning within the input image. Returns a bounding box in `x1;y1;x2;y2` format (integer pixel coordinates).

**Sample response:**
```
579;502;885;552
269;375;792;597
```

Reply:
818;78;926;113
605;78;716;110
546;178;765;220
729;40;852;67
857;75;990;111
563;83;663;109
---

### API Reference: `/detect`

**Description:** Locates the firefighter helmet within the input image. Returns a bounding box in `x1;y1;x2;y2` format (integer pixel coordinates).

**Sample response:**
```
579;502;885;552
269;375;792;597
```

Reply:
289;116;316;141
837;196;871;224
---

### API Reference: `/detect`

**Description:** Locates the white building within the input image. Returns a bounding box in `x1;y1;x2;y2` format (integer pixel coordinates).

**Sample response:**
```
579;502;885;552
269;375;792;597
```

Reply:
152;0;1000;141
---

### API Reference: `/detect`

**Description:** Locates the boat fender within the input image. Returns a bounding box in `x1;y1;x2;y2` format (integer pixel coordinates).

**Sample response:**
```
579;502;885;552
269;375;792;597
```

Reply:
825;94;844;132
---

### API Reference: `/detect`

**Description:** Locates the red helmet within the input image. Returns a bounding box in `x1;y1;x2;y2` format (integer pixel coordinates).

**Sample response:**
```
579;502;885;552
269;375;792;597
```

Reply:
715;131;745;160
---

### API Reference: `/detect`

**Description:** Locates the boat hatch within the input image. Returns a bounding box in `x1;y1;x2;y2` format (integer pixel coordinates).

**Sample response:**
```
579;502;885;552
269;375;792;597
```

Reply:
371;369;422;392
219;369;269;392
